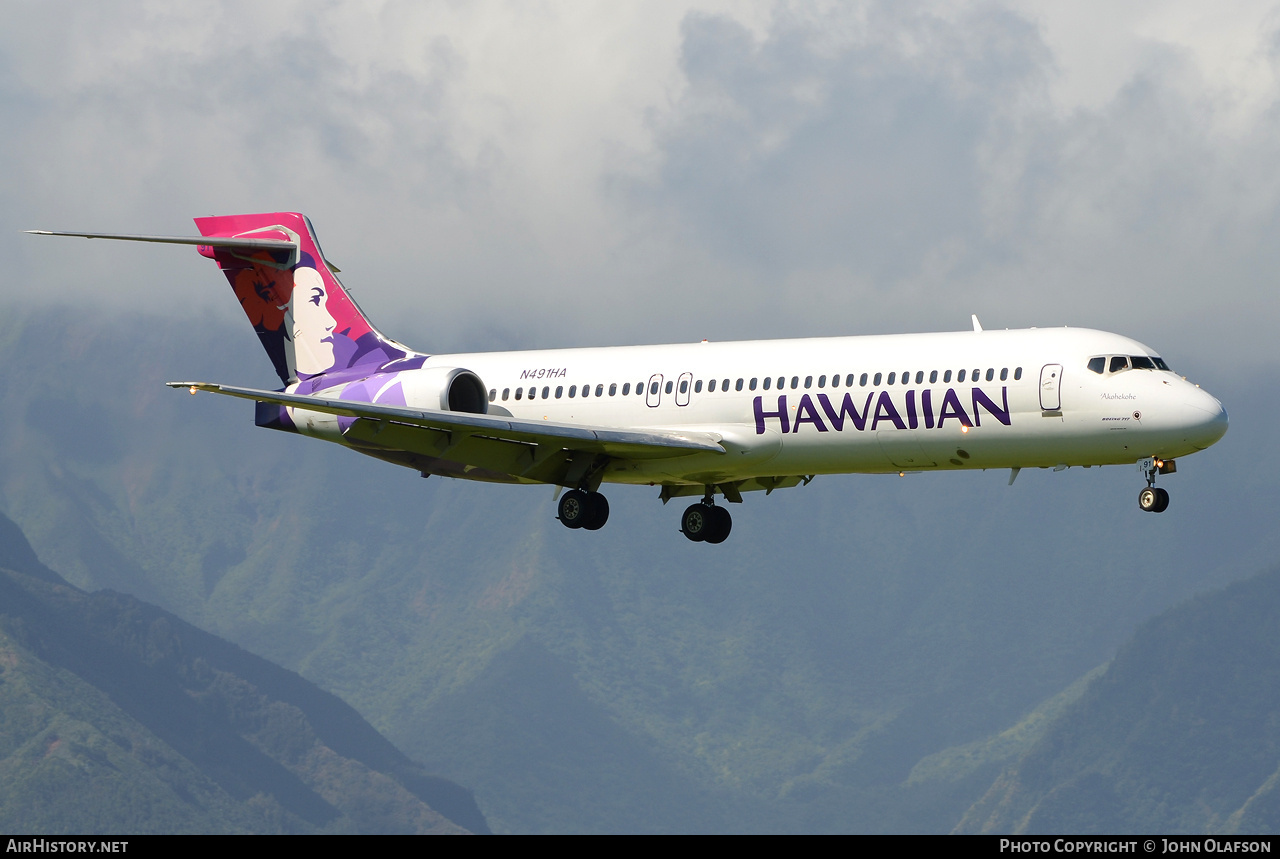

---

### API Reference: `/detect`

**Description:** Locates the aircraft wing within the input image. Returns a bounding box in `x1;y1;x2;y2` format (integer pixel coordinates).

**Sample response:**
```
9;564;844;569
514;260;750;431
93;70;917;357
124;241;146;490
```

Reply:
169;382;726;465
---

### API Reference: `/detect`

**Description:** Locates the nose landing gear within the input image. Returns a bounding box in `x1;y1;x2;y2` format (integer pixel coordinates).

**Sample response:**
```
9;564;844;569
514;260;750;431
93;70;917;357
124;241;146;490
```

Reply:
1137;457;1173;513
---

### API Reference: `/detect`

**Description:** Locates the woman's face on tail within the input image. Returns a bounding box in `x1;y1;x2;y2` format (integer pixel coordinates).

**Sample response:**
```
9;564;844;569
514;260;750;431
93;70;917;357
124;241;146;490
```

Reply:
291;267;337;376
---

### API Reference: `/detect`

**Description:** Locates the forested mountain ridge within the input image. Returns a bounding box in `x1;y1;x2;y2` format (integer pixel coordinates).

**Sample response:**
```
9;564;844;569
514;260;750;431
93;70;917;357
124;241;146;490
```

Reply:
956;563;1280;834
0;512;488;834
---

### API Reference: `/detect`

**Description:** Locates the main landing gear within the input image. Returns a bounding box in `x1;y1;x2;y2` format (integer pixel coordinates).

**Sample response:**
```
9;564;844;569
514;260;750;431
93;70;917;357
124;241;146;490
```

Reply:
681;498;733;544
1137;456;1173;513
557;488;610;530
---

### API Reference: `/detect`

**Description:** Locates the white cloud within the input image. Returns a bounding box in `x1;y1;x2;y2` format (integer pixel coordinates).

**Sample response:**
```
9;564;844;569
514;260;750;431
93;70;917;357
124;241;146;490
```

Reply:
2;1;1277;369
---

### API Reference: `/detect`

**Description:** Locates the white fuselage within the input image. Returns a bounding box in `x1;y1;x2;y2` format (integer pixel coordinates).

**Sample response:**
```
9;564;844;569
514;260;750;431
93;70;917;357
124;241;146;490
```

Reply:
302;326;1228;488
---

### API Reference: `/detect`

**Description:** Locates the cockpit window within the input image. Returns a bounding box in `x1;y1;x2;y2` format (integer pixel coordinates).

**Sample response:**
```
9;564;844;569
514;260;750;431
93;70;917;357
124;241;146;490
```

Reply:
1153;357;1170;371
1109;356;1130;373
1087;357;1105;374
1130;356;1155;370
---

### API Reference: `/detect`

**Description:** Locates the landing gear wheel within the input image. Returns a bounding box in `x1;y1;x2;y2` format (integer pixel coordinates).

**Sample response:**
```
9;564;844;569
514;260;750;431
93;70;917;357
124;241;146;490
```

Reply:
681;503;710;542
583;492;610;530
1138;487;1170;513
1152;487;1169;513
704;505;732;544
558;489;591;529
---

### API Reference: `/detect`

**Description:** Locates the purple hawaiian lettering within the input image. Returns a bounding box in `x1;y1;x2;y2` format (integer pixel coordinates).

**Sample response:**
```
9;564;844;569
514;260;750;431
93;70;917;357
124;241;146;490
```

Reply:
936;388;972;428
971;387;1011;426
817;392;874;431
921;388;934;429
905;389;919;429
871;391;907;430
792;394;829;433
754;395;790;434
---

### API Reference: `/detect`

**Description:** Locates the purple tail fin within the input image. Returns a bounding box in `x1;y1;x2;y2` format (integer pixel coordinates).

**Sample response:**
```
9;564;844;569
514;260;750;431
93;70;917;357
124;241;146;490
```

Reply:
195;213;425;386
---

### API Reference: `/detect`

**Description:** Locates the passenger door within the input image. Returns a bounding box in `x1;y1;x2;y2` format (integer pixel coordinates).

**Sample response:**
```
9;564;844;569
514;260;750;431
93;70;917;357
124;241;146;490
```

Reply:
646;374;663;408
675;372;693;407
1040;364;1062;412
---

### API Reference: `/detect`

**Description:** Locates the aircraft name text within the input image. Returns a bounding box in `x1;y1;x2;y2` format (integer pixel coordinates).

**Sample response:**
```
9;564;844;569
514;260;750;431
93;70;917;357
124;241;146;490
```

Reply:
753;387;1012;435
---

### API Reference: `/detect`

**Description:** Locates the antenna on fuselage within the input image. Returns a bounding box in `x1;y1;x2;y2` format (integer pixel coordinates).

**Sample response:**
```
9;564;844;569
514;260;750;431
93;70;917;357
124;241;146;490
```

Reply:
971;314;983;332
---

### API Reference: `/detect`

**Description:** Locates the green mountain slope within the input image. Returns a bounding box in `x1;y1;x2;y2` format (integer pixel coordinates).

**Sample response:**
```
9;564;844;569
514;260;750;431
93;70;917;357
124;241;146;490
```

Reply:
957;564;1280;834
0;513;487;834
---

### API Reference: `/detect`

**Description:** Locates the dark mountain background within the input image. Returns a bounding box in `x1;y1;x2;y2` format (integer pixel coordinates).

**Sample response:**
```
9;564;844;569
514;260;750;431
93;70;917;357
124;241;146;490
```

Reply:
1;305;1275;832
957;563;1280;834
0;513;488;834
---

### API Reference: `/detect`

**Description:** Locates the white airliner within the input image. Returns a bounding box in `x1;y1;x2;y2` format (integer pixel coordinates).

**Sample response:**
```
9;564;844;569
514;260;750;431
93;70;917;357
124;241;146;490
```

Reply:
30;212;1228;543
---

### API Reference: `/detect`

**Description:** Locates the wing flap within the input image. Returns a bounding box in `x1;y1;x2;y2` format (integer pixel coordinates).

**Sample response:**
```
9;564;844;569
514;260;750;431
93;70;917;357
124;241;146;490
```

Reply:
169;381;726;458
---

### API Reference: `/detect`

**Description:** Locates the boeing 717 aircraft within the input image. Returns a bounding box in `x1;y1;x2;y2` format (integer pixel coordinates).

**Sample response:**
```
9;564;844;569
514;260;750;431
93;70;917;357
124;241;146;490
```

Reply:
30;212;1228;544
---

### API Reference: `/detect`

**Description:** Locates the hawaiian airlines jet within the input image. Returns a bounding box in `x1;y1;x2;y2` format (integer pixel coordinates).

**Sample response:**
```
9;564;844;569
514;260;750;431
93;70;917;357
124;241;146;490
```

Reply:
29;212;1228;544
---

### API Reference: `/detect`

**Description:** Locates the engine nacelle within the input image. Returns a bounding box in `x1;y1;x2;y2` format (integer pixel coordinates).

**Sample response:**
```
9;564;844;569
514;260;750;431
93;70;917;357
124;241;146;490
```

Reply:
398;366;489;414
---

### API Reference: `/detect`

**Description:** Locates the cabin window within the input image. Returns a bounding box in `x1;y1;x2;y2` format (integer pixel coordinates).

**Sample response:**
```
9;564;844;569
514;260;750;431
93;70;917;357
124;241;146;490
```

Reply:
664;381;673;394
608;383;617;396
762;377;771;390
515;387;523;400
901;370;909;384
542;386;550;399
1109;356;1129;373
488;389;497;402
972;369;980;381
818;375;826;388
749;378;757;390
622;382;631;395
735;378;744;391
848;374;856;387
929;370;938;383
1014;367;1023;380
679;380;688;394
958;369;966;382
597;384;606;397
915;371;923;384
709;379;717;392
777;377;785;389
650;381;659;395
1131;356;1155;370
887;372;896;385
502;388;510;401
999;368;1008;381
944;370;952;383
555;386;564;398
723;379;731;391
568;385;577;397
695;380;703;393
582;385;590;398
789;376;798;389
863;373;872;386
804;375;813;389
985;368;994;382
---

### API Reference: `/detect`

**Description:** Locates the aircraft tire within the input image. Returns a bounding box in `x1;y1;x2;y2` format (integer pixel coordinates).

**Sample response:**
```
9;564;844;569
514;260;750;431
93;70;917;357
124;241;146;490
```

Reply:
558;489;591;529
704;505;732;544
1138;487;1158;512
583;492;610;530
1153;487;1170;513
681;503;710;542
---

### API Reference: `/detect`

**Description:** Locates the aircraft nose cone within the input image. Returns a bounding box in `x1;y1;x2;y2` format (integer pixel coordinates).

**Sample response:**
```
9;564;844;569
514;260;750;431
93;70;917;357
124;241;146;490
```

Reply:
1185;388;1228;449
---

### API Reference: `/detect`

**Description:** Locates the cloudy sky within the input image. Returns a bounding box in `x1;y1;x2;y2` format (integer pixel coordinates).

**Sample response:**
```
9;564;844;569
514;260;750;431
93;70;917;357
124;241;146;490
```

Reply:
4;1;1278;372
